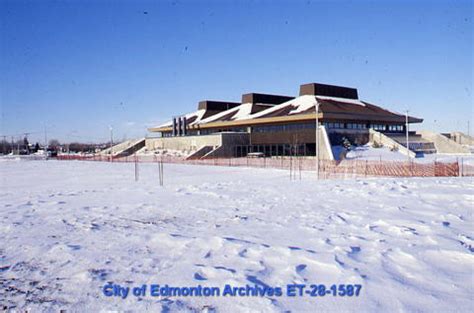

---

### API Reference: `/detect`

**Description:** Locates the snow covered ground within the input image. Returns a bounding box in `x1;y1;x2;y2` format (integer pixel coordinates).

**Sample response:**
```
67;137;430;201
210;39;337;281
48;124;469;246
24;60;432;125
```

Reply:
1;159;473;312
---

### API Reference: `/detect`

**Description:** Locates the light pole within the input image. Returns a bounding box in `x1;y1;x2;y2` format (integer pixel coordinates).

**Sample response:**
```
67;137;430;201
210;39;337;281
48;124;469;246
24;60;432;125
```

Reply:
315;97;320;180
405;110;410;162
44;125;48;155
109;126;114;162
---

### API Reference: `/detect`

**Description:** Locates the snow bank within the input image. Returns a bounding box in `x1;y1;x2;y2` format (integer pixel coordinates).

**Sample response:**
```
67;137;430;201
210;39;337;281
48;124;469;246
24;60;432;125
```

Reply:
336;144;474;164
0;160;472;312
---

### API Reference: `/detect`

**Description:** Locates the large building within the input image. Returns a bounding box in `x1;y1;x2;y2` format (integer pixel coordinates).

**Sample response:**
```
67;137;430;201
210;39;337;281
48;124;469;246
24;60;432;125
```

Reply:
146;82;430;159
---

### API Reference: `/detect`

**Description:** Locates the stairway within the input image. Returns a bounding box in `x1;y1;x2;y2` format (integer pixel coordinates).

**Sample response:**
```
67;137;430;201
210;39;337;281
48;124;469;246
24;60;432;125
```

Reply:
386;134;436;156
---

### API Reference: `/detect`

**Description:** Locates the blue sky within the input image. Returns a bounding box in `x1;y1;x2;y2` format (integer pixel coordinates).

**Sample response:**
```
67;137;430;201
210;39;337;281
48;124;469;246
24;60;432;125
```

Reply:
1;0;472;144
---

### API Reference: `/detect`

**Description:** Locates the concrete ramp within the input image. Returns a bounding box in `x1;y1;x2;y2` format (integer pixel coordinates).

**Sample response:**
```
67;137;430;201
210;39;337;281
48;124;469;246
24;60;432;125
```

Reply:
442;132;474;147
386;133;436;155
116;138;145;157
99;138;146;157
186;146;214;160
417;131;471;154
201;146;227;159
369;129;417;158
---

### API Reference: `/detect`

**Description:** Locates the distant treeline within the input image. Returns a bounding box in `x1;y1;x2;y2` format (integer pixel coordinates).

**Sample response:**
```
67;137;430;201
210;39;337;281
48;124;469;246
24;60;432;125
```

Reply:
0;138;111;155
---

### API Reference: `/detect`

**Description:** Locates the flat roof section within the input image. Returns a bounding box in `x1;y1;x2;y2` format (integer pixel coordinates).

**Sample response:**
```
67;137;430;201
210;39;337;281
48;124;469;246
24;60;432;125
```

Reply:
241;93;295;105
299;83;359;99
198;100;241;111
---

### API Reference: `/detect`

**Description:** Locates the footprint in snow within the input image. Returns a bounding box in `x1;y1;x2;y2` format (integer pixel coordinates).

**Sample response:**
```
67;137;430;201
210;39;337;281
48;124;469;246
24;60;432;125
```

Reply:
89;269;109;281
194;272;207;281
334;255;348;268
67;244;81;251
238;249;248;257
246;275;269;288
214;266;236;274
348;246;361;260
295;264;307;274
289;246;302;251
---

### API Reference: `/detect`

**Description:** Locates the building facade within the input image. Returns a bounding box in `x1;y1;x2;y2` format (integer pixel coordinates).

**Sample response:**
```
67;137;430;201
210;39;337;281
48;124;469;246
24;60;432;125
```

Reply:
147;83;424;159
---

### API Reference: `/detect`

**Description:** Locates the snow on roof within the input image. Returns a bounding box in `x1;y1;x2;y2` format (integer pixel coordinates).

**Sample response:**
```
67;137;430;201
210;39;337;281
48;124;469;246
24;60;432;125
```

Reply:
197;103;253;124
247;95;315;119
154;109;206;128
154;94;413;129
315;95;366;107
245;95;369;120
233;103;254;120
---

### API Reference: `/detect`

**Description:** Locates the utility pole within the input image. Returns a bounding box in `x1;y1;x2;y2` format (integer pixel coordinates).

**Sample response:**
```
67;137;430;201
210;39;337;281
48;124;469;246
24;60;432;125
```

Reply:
405;110;410;162
109;126;114;162
315;97;320;180
44;126;48;154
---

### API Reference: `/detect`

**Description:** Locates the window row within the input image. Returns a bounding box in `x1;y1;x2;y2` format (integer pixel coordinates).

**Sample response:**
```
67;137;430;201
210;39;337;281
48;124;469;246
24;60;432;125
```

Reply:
324;122;345;129
252;123;316;133
388;125;404;132
346;123;367;129
161;122;406;136
371;124;386;131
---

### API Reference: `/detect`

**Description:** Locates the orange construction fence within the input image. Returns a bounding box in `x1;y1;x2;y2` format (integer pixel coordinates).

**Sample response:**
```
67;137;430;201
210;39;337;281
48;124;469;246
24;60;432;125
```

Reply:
56;154;473;178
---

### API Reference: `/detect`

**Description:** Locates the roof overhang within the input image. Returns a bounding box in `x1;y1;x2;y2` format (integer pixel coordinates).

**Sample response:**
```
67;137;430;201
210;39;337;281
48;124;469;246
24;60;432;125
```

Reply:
148;112;422;132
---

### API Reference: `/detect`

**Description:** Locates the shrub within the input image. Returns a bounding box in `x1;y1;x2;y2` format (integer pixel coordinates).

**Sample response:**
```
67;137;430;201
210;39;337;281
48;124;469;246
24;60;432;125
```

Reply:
372;141;383;148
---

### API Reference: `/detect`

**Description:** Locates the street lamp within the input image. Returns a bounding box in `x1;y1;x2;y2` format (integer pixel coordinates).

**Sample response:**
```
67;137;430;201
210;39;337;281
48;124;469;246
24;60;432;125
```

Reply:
405;110;410;162
44;125;48;156
109;126;114;162
315;97;320;180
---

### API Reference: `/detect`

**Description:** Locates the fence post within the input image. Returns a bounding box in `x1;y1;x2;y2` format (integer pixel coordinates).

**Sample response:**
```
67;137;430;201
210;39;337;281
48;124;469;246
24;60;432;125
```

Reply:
160;159;164;186
457;157;461;177
157;155;164;186
134;154;139;181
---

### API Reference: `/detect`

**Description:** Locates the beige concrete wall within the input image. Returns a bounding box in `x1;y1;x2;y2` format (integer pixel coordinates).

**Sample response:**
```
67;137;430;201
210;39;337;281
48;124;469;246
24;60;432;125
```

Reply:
145;131;334;159
318;126;334;160
145;133;250;155
145;134;223;152
369;129;416;158
450;132;474;146
418;130;471;154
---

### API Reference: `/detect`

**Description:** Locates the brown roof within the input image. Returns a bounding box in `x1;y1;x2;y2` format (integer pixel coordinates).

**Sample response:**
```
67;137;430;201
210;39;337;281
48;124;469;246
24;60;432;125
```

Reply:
149;95;422;132
249;97;422;124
